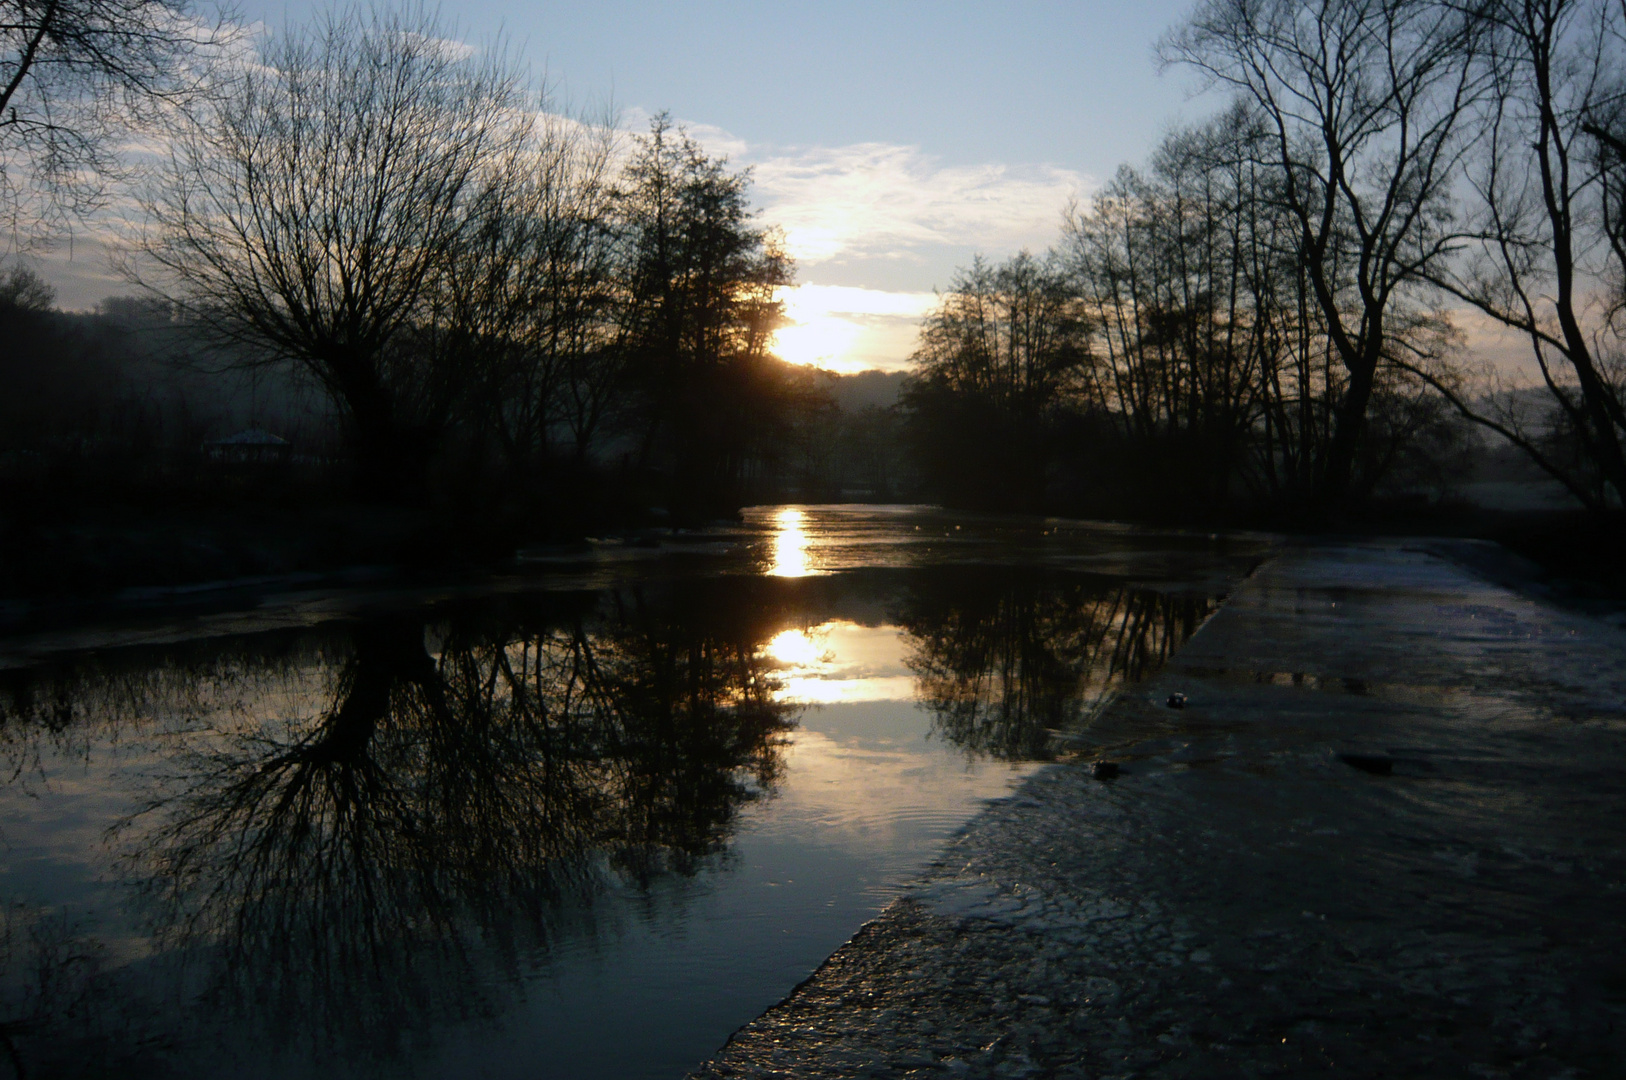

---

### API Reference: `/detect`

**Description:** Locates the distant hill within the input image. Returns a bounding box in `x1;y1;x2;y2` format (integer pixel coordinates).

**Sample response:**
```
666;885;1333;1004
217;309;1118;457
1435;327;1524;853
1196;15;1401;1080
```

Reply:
823;369;910;412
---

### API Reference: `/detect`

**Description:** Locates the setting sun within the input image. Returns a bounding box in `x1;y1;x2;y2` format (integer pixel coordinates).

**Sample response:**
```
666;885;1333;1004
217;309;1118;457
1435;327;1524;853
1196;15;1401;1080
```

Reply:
770;284;936;374
772;315;862;371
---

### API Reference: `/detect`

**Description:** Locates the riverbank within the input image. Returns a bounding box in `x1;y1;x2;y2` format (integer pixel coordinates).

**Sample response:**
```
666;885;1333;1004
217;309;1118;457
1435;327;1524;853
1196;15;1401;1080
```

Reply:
688;541;1626;1078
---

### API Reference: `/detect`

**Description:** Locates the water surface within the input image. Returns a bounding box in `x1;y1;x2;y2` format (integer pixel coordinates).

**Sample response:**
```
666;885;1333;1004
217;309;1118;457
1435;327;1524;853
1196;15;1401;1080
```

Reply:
0;507;1267;1079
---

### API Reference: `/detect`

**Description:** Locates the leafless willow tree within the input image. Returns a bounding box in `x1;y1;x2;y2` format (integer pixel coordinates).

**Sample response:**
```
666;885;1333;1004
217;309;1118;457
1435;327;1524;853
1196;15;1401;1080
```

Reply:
1407;0;1626;511
1;0;226;244
138;16;802;513
138;5;542;497
1162;0;1491;503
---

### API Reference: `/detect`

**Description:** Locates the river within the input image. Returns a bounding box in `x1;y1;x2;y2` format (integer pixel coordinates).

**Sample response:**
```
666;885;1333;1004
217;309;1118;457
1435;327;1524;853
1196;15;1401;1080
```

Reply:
0;506;1269;1080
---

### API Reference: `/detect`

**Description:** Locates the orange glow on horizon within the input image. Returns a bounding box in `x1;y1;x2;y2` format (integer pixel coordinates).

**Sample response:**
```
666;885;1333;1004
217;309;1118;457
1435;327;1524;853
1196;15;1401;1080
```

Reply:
772;316;864;372
769;283;937;375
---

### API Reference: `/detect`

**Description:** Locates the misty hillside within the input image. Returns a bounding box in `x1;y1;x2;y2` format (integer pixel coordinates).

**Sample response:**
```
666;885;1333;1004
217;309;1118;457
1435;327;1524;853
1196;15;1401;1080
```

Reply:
824;370;909;412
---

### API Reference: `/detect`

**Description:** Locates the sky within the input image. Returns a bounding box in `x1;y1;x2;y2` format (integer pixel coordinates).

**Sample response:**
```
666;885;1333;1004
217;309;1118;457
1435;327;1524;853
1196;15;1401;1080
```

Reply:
33;0;1219;372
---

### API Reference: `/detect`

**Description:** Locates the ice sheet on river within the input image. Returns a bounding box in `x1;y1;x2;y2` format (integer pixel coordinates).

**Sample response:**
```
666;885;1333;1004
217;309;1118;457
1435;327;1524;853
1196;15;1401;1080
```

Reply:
690;542;1626;1079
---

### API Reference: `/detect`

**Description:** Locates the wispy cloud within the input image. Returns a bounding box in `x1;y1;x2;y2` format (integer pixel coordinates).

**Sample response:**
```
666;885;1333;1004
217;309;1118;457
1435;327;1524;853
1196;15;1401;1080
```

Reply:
744;143;1087;273
621;109;1088;282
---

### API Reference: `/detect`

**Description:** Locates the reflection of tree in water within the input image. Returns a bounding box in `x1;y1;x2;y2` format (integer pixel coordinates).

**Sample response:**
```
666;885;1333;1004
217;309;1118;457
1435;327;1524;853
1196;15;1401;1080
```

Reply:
898;570;1213;760
0;902;174;1080
0;585;797;1074
0;632;343;800
127;589;796;1062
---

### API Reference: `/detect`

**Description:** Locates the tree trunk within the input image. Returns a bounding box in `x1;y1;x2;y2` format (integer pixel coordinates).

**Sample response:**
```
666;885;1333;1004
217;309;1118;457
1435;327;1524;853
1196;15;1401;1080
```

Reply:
1321;348;1379;505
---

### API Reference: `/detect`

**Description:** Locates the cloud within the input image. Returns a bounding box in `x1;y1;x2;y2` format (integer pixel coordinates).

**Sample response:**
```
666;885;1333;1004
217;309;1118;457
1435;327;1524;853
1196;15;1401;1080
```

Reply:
622;112;1088;283
778;283;937;320
743;142;1088;273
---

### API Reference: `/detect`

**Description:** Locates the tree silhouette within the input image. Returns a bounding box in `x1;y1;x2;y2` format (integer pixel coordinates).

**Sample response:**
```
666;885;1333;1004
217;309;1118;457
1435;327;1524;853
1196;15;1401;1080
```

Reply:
139;6;536;498
903;252;1090;510
897;569;1213;761
613;113;800;516
1162;0;1490;505
112;592;797;1059
0;0;225;242
1413;0;1626;511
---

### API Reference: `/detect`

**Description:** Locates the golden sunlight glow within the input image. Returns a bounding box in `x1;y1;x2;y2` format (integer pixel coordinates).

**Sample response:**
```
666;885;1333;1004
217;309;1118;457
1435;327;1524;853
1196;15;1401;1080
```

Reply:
773;316;863;372
770;284;938;375
777;675;919;705
781;225;845;263
764;628;827;667
759;620;916;705
770;507;814;577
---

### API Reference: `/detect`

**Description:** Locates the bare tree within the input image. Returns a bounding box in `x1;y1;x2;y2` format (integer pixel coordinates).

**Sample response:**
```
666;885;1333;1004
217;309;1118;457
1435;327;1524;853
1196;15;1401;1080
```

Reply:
0;258;52;308
903;250;1091;508
1162;0;1489;504
1056;105;1470;512
612;114;795;514
1;0;225;244
1413;0;1626;511
138;5;529;497
432;109;621;473
909;251;1089;418
1065;111;1289;506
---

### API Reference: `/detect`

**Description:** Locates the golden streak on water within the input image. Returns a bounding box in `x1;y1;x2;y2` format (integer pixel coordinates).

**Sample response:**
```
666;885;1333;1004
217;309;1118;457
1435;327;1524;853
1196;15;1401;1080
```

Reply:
760;620;917;705
764;628;824;666
769;507;815;577
775;674;918;705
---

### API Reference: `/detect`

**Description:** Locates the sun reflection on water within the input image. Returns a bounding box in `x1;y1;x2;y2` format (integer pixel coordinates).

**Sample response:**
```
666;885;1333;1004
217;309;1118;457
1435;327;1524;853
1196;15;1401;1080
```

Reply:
769;508;815;577
760;621;915;705
764;628;827;667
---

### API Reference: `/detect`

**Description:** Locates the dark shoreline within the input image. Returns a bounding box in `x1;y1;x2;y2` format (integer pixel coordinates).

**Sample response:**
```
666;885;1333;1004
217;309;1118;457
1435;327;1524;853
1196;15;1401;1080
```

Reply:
4;497;1619;637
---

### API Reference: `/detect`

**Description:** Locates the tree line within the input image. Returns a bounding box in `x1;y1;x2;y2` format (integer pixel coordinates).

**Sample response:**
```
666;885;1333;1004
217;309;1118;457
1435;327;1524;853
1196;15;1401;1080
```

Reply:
7;0;1624;542
906;0;1626;521
136;6;825;521
4;2;833;534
